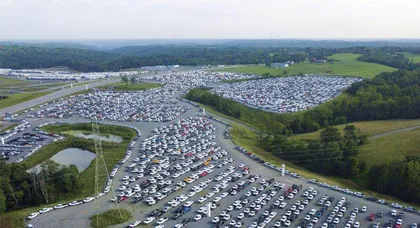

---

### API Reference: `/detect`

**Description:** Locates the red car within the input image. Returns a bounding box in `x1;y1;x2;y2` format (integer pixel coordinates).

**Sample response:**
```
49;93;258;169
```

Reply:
368;213;375;221
200;172;208;177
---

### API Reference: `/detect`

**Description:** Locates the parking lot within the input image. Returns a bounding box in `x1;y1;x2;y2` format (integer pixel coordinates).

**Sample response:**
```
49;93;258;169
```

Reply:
24;108;420;228
212;76;362;113
0;71;416;228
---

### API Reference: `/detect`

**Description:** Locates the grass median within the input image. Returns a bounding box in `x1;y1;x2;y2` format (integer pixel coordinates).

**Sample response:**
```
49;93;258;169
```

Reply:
89;208;132;228
0;92;51;109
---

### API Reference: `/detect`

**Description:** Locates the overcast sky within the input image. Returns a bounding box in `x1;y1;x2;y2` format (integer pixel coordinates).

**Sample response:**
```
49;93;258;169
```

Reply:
1;0;419;40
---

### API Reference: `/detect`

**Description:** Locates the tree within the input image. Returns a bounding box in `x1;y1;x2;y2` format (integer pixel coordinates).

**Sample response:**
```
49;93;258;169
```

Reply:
0;190;6;213
283;70;288;76
130;76;136;85
121;75;129;85
320;126;341;143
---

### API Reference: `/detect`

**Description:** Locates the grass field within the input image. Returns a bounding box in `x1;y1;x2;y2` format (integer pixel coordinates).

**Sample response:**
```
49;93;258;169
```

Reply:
404;52;420;63
0;76;30;88
104;82;162;91
215;53;396;78
0;92;51;109
0;124;137;228
358;128;420;167
89;209;132;228
292;119;420;141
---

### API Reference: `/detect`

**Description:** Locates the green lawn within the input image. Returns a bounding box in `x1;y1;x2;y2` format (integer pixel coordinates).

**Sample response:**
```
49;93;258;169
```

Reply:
89;209;132;228
106;82;162;91
0;92;51;109
404;52;420;63
292;119;420;141
216;53;396;78
358;128;420;167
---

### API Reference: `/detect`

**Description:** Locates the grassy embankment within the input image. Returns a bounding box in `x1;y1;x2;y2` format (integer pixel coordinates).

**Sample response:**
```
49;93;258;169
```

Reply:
2;123;136;228
89;208;132;228
215;53;396;78
0;92;52;109
292;119;420;167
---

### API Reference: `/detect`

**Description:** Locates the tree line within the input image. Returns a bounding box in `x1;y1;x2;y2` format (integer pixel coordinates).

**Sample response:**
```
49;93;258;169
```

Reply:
259;125;368;179
0;160;79;213
2;44;420;72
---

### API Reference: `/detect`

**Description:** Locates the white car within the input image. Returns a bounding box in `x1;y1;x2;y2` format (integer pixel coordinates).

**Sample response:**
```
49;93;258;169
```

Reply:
156;217;168;225
212;217;220;223
27;212;39;220
128;220;141;227
143;217;155;224
39;207;53;214
83;197;95;203
53;204;67;209
194;214;202;221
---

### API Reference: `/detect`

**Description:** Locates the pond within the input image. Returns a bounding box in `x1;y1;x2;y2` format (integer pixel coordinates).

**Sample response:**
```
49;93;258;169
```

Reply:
28;148;96;173
62;130;123;143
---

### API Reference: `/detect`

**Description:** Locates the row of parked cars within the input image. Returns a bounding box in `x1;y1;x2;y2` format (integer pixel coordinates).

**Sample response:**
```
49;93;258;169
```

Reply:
27;85;190;122
212;76;362;113
142;71;256;87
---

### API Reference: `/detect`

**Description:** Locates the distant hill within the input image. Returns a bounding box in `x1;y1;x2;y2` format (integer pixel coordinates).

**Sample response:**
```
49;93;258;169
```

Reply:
3;39;420;49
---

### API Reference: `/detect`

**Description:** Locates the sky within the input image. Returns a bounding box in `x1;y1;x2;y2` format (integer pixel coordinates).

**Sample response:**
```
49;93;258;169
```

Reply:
0;0;419;40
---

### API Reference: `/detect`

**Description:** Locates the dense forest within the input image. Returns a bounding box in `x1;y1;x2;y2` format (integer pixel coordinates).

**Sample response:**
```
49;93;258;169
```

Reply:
1;44;420;72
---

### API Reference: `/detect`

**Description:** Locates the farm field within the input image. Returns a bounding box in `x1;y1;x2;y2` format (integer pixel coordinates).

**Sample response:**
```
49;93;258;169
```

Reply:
215;53;397;78
405;52;420;63
0;92;51;109
292;119;420;141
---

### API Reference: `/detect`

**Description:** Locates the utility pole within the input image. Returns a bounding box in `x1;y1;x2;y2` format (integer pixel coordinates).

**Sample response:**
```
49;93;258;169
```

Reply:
92;118;121;226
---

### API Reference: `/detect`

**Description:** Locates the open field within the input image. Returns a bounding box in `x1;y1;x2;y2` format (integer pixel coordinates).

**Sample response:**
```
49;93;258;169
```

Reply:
215;53;396;78
102;82;162;91
292;119;420;141
0;92;51;109
0;76;30;88
358;128;420;167
405;52;420;63
89;209;132;228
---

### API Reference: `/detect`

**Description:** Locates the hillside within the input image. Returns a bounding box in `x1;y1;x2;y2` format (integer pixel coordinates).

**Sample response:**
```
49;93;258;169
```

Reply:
292;119;420;141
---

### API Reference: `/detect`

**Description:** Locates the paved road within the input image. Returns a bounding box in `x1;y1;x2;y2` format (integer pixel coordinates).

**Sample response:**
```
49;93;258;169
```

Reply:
0;79;120;117
370;125;420;139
